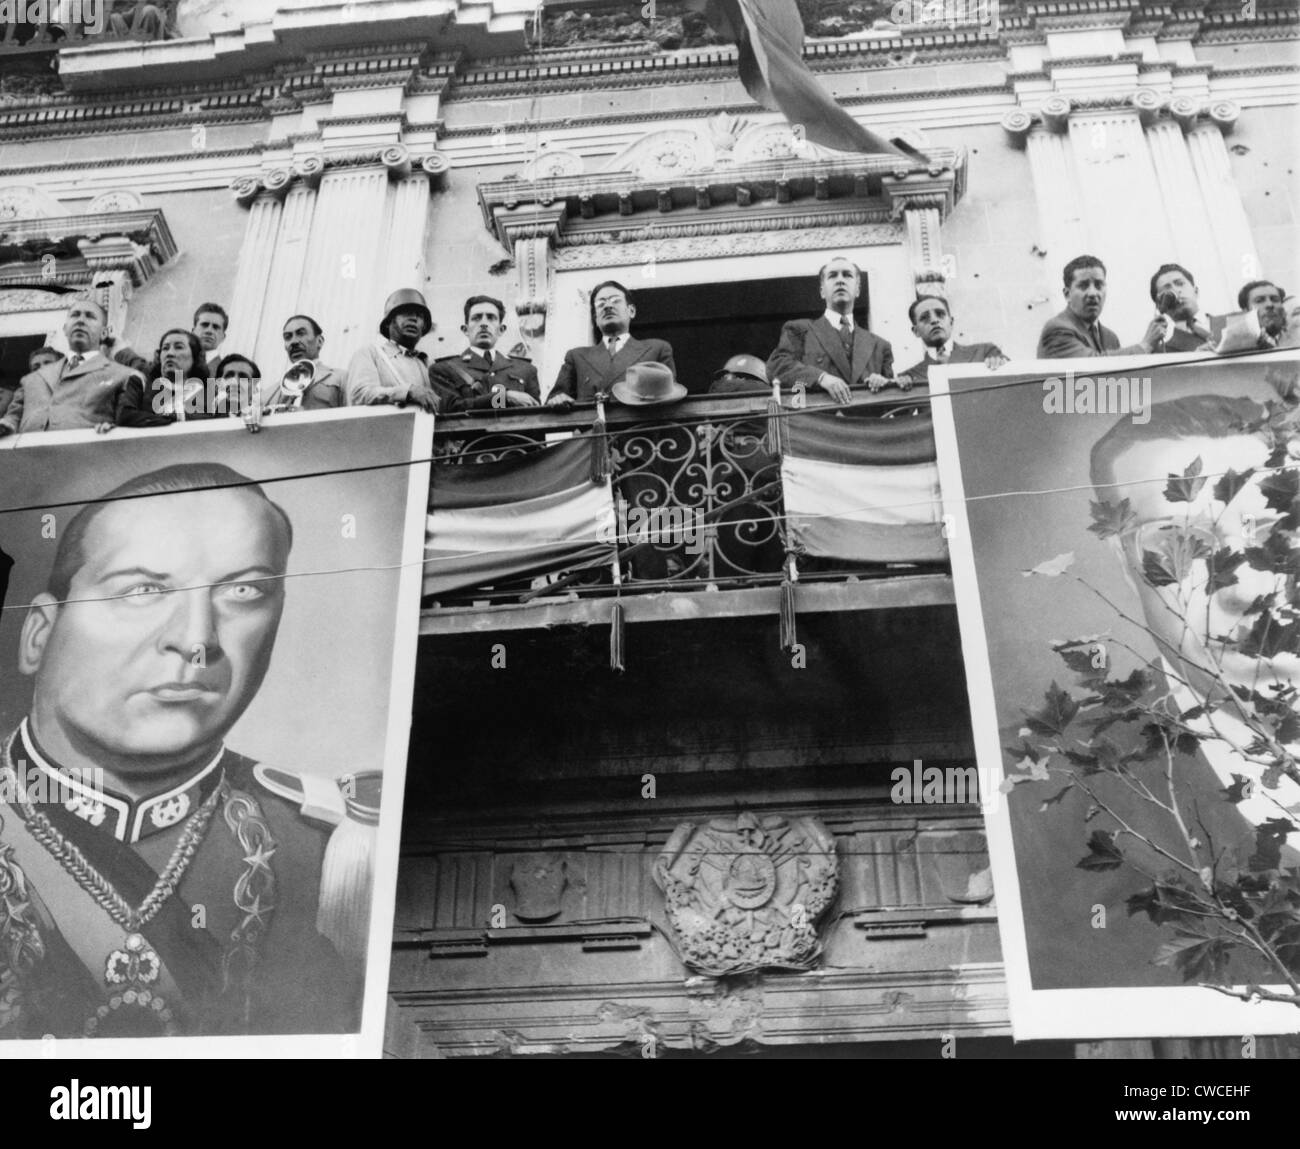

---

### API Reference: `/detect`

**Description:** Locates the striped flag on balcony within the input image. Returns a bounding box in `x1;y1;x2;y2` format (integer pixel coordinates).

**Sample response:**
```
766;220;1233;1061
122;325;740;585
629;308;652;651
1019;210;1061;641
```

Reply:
781;410;947;562
424;435;617;597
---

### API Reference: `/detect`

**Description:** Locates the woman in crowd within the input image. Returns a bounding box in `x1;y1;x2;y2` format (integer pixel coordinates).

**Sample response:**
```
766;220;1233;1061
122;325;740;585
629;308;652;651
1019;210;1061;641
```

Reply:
115;328;212;427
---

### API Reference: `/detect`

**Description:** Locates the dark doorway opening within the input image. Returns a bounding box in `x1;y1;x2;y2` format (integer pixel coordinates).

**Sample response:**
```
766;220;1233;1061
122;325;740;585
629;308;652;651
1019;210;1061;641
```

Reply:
0;334;46;393
630;275;873;394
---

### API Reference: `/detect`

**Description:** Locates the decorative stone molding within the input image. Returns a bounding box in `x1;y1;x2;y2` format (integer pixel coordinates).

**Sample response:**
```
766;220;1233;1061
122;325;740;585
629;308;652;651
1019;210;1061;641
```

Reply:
228;149;449;209
85;189;144;214
520;149;586;181
1008;92;1245;138
654;811;838;977
0;184;65;220
493;203;566;338
0;208;177;288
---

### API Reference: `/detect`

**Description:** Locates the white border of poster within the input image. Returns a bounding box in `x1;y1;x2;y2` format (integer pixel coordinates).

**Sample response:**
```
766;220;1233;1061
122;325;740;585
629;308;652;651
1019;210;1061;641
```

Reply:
930;351;1300;1041
0;407;431;1058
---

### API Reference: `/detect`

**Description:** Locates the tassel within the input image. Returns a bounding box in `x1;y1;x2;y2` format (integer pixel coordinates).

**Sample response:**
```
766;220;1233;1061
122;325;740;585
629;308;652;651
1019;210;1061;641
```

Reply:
590;396;613;483
610;600;625;672
766;379;785;456
316;774;381;965
779;573;797;652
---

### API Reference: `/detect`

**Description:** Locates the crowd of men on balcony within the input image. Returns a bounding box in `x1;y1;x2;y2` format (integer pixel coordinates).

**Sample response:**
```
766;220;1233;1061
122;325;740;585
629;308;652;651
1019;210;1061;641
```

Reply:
2;252;1299;439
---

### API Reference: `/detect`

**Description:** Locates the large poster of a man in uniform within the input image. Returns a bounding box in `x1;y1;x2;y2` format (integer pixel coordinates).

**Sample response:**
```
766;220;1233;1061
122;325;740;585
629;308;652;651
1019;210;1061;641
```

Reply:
930;352;1300;1040
0;409;430;1054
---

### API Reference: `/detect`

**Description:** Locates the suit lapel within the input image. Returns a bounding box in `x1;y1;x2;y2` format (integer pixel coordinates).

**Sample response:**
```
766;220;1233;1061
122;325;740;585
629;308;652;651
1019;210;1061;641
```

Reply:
811;317;852;383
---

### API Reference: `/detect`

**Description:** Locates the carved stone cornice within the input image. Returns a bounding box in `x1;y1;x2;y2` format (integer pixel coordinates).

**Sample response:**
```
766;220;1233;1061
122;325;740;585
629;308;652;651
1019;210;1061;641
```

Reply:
480;148;965;242
0;208;177;287
1002;90;1243;139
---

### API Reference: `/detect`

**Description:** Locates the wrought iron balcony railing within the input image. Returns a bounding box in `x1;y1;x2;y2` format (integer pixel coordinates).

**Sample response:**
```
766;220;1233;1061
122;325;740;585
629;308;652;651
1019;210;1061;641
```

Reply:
428;387;944;609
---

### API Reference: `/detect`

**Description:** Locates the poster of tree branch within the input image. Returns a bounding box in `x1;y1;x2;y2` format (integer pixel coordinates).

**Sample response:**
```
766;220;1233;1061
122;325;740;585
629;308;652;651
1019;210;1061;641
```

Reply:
930;351;1300;1040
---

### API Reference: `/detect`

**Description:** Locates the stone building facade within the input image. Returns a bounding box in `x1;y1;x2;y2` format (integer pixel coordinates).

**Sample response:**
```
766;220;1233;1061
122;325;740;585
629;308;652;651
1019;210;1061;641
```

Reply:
0;0;1296;1057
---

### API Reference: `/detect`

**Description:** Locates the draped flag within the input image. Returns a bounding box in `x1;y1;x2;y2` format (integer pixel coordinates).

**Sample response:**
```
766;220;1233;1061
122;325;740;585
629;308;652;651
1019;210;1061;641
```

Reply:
782;411;946;562
688;0;917;157
424;436;616;597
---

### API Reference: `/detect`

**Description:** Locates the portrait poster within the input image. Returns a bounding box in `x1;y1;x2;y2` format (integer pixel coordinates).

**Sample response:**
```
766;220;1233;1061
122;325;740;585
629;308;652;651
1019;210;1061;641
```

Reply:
929;351;1300;1040
0;408;432;1057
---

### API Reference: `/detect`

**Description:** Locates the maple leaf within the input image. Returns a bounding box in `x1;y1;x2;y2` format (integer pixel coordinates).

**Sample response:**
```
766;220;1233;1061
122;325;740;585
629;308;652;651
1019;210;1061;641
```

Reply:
1212;467;1255;506
1248;818;1296;872
1077;830;1124;872
1023;682;1079;738
1258;466;1300;531
1244;533;1300;578
1141;548;1179;588
1087;498;1137;540
1163;456;1207;504
1204;546;1247;595
1024;551;1076;578
1155;934;1234;983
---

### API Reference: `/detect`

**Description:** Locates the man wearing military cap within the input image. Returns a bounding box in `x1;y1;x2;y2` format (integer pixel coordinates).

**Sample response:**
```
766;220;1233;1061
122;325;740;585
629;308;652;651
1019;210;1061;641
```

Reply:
0;463;366;1039
345;289;440;412
429;295;540;412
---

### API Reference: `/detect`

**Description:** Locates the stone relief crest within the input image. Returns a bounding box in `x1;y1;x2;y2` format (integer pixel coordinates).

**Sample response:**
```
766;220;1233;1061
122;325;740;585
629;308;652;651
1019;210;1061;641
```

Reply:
0;185;63;222
654;811;838;976
86;190;144;214
521;149;586;181
605;129;712;181
509;852;568;921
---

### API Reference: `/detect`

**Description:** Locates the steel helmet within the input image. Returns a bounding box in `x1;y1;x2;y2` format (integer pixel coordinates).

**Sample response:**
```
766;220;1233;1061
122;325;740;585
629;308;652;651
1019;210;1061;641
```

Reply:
380;288;433;337
712;354;768;384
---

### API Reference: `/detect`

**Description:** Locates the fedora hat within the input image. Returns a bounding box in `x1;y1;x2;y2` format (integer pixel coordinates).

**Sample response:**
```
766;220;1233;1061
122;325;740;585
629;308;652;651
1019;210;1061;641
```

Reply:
611;361;687;406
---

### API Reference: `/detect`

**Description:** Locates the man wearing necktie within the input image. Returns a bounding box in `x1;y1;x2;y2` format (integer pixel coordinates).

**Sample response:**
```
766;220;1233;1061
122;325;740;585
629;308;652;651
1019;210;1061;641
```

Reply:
0;299;138;437
430;295;540;411
766;257;894;404
1037;255;1169;360
897;295;1007;386
546;280;676;406
1149;263;1225;353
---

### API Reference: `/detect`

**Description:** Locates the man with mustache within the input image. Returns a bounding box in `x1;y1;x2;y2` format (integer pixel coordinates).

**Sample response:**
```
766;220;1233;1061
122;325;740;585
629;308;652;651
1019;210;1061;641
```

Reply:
766;257;895;404
430;295;539;411
0;464;362;1038
1037;255;1169;359
0;299;139;437
546;280;676;406
264;314;346;411
345;289;440;412
1237;279;1288;349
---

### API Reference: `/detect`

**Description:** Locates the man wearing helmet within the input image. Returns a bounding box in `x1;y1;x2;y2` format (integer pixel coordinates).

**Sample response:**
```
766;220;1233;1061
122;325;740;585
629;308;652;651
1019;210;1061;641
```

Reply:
708;354;769;396
345;289;440;412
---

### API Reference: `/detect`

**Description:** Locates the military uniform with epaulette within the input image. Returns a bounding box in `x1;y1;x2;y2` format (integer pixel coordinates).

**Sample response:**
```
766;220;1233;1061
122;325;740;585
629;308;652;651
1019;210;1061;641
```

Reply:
0;720;366;1039
429;349;540;411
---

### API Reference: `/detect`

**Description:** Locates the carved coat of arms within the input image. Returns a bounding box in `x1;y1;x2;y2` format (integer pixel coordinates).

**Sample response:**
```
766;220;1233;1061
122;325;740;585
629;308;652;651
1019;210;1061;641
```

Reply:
653;812;838;977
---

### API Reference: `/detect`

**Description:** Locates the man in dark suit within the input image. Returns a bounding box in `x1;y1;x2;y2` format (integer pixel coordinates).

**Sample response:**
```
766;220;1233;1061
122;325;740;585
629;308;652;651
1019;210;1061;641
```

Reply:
1149;263;1225;353
430;295;540;411
546;281;675;406
1237;279;1288;348
0;299;139;437
1008;393;1299;991
766;257;893;404
1037;254;1168;359
896;295;1007;385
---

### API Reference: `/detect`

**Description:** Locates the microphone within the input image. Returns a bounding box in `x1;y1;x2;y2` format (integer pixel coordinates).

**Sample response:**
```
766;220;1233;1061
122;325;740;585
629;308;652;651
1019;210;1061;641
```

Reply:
1157;290;1178;315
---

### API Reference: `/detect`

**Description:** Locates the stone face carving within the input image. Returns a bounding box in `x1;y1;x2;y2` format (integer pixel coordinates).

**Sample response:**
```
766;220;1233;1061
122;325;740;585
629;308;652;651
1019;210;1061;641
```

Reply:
510;853;568;922
654;811;838;977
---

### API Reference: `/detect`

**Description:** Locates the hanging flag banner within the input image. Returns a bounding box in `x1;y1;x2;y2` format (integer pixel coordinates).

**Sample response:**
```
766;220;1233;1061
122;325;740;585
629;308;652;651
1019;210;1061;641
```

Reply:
782;408;946;562
929;351;1300;1040
687;0;914;156
424;434;616;597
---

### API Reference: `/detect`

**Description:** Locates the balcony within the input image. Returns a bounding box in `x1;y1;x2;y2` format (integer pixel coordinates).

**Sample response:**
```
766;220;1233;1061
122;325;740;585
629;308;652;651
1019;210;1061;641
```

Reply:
422;387;952;637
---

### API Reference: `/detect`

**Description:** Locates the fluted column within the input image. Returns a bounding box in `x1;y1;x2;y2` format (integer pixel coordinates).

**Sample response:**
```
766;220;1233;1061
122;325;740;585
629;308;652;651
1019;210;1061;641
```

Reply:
1025;128;1089;287
1067;110;1173;336
1186;118;1259;303
255;185;318;382
225;194;282;364
379;172;431;301
1145;119;1229;309
298;167;390;369
902;203;943;289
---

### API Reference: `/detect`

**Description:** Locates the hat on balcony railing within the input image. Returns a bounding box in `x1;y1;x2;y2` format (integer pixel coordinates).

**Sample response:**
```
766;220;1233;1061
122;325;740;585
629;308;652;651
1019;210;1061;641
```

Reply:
611;361;687;406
